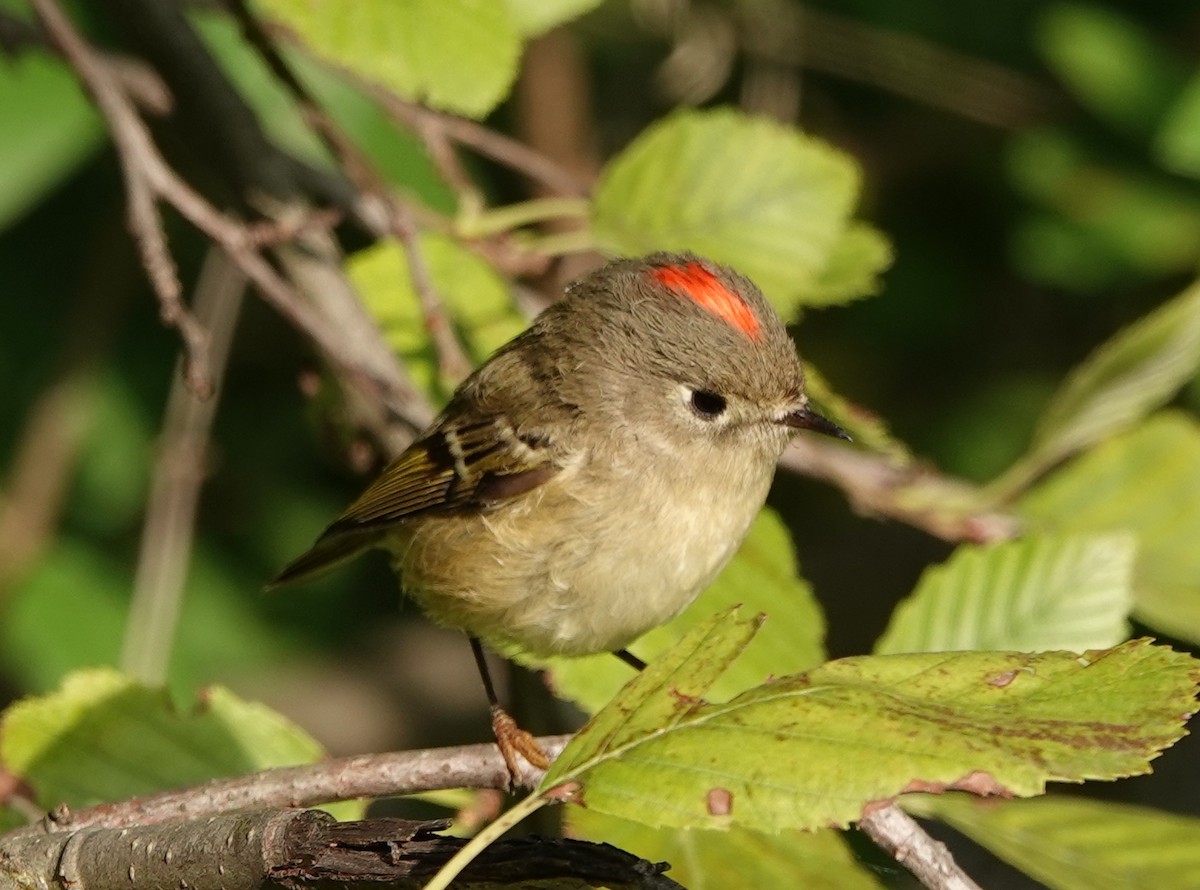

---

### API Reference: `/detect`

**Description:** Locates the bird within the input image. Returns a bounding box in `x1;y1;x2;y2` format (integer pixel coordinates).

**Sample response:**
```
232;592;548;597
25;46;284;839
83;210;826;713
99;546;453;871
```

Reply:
270;251;848;777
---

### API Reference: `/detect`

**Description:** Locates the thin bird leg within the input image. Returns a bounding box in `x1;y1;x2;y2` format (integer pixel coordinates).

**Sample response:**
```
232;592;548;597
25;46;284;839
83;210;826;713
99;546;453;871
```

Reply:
614;648;646;671
469;636;551;778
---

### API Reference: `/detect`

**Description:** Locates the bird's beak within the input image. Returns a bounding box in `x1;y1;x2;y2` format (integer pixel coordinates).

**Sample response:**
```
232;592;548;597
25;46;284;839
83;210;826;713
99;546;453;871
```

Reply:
781;406;852;441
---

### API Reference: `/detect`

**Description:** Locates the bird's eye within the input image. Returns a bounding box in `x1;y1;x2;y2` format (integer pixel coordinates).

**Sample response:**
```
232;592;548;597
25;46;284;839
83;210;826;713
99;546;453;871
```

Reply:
689;388;727;419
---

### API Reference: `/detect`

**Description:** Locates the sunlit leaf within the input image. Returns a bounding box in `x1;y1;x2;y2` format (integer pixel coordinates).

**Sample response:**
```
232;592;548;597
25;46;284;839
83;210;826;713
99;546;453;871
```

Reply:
876;533;1135;655
914;794;1200;890
191;10;454;210
0;668;359;819
256;0;521;118
996;279;1200;494
591;108;890;317
349;235;524;401
505;0;601;36
543;611;1199;831
521;508;825;714
1021;411;1200;645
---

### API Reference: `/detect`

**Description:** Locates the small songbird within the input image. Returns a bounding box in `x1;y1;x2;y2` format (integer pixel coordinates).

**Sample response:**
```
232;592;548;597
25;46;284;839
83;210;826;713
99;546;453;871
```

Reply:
270;252;847;775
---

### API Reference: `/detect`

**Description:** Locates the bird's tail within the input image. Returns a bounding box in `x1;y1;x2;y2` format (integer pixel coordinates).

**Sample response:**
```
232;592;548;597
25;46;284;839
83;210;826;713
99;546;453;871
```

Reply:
265;529;379;590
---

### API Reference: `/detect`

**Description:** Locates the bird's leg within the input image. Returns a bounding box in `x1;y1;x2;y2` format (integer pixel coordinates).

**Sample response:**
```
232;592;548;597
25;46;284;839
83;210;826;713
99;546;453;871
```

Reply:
469;636;551;781
614;648;646;671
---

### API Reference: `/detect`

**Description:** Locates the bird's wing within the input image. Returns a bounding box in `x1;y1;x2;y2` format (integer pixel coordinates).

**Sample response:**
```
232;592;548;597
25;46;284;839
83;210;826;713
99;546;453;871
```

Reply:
330;415;560;531
267;413;560;588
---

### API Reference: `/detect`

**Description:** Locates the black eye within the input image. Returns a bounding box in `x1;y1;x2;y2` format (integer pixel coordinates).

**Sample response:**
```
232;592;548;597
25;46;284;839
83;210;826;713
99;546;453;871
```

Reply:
689;389;727;418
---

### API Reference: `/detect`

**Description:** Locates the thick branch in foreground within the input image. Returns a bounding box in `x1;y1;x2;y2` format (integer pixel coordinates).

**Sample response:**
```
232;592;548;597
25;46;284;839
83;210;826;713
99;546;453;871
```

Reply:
0;808;682;890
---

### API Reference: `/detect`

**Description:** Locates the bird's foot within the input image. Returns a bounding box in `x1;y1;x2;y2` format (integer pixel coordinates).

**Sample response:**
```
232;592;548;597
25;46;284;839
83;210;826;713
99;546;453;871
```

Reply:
491;704;550;787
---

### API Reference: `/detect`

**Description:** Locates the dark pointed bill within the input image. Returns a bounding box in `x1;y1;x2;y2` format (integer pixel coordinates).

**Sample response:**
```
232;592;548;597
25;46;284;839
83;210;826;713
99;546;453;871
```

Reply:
781;406;852;441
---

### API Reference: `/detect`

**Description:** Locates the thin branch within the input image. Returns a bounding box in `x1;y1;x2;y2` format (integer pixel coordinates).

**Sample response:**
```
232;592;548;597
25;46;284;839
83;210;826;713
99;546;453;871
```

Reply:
780;437;1020;544
377;91;591;198
859;805;984;890
34;0;213;396
121;247;245;685
228;0;475;385
7;736;572;839
33;0;432;440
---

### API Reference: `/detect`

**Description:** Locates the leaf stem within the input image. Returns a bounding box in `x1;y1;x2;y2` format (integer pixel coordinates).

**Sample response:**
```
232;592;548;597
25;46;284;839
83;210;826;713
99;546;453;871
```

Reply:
422;791;549;890
458;197;590;238
525;228;599;257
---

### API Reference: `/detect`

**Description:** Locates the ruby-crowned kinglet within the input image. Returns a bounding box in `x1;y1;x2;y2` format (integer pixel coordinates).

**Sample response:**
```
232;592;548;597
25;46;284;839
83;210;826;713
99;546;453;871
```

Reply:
272;252;847;773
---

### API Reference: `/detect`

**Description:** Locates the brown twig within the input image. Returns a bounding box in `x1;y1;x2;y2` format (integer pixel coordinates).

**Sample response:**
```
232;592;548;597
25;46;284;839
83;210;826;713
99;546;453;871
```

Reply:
7;736;572;840
378;92;590;198
859;805;984;890
228;0;475;385
780;437;1020;544
121;248;245;685
33;0;431;439
34;0;212;396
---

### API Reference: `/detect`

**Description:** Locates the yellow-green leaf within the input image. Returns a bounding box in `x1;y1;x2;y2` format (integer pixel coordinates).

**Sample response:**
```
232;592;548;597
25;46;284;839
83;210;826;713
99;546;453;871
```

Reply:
544;617;1199;832
915;794;1200;890
349;235;525;402
876;533;1135;655
1021;411;1200;645
996;279;1200;496
505;0;601;37
256;0;521;118
591;108;890;317
0;669;346;814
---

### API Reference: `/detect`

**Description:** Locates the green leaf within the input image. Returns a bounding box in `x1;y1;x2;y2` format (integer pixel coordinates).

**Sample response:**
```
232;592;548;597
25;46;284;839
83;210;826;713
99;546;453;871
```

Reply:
349;235;525;401
191;10;454;212
544;615;1199;831
570;809;885;890
996;279;1200;496
1157;70;1200;179
914;794;1200;890
1021;411;1200;645
521;508;825;714
0;49;104;229
804;223;894;307
591;108;890;317
256;0;522;118
1037;4;1187;137
0;668;329;808
505;0;602;37
876;533;1135;655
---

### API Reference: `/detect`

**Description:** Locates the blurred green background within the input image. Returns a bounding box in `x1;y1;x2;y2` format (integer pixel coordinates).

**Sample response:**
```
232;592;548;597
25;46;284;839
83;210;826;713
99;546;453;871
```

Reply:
2;1;1200;883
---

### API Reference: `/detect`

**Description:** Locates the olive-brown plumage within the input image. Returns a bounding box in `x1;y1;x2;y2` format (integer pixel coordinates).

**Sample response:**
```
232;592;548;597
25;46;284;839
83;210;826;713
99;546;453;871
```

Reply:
272;252;845;660
273;252;848;774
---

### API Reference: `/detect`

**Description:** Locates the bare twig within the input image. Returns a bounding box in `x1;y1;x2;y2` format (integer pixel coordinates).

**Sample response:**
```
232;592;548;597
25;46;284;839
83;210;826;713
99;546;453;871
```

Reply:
7;736;572;839
33;0;431;440
35;0;213;396
780;437;1020;544
228;0;475;385
859;805;984;890
121;248;245;685
378;92;590;198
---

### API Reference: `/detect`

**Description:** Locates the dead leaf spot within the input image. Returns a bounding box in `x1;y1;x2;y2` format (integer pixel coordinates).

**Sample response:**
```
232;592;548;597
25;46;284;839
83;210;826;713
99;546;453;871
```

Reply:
706;787;733;816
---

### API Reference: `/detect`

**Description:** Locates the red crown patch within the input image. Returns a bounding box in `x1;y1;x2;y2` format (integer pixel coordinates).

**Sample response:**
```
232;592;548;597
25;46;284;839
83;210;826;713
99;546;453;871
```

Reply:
650;262;762;341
